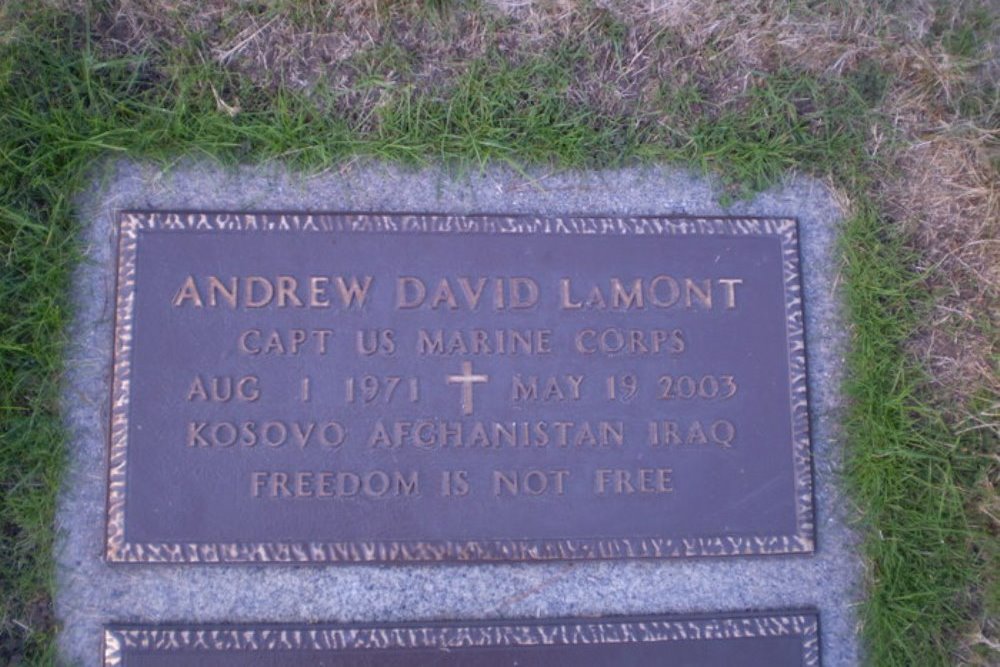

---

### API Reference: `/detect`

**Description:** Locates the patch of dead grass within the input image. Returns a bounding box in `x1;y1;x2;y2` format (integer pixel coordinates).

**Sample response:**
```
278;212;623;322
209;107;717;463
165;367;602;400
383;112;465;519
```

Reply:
888;133;999;406
95;1;498;92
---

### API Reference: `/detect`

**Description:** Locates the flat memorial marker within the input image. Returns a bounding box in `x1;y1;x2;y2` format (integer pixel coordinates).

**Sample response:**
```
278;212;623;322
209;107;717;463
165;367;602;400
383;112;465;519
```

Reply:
106;211;814;563
103;611;820;666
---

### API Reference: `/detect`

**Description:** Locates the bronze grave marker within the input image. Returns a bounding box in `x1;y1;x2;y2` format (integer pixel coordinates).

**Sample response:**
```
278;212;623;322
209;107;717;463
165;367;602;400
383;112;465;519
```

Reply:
106;211;814;563
103;611;820;665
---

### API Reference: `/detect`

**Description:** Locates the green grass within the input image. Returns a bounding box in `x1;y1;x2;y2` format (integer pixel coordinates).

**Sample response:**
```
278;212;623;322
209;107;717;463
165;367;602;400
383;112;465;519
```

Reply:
842;208;995;665
1;3;995;665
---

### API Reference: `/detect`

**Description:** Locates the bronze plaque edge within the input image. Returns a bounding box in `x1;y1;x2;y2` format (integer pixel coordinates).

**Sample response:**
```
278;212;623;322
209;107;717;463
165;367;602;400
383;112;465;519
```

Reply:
105;211;815;564
102;610;820;666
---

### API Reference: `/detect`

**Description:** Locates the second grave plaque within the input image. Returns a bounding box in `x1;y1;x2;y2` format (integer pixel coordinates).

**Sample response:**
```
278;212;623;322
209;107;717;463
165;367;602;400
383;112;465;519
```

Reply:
106;211;814;563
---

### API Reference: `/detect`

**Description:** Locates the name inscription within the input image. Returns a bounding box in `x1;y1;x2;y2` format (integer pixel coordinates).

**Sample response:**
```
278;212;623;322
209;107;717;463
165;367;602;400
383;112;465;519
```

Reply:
106;212;814;563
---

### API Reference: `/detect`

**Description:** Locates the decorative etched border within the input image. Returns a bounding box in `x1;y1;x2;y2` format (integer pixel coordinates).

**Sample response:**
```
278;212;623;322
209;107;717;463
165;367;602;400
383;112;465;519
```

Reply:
103;612;820;666
106;211;814;563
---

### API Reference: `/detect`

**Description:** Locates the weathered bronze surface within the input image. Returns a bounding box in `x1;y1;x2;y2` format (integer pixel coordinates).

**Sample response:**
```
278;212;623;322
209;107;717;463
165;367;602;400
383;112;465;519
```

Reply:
103;611;820;666
106;211;814;564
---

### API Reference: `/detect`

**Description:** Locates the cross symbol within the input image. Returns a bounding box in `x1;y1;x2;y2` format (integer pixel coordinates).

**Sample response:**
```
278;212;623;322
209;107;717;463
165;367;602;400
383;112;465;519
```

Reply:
446;361;489;416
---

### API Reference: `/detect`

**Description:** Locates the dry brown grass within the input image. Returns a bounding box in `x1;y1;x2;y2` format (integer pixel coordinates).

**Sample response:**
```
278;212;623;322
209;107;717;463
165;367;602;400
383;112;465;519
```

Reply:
867;4;998;458
85;2;889;117
889;135;998;404
97;1;497;90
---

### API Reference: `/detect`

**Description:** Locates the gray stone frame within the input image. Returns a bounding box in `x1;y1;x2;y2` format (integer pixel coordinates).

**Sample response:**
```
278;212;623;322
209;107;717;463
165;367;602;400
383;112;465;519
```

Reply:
58;162;860;666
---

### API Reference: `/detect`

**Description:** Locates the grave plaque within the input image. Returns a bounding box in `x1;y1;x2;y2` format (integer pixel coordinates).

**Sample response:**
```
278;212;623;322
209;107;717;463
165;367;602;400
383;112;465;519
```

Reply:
106;211;814;563
103;611;820;666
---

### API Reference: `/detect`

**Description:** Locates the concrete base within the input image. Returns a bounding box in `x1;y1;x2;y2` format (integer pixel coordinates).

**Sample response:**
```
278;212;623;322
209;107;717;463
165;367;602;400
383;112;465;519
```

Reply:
58;161;859;665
